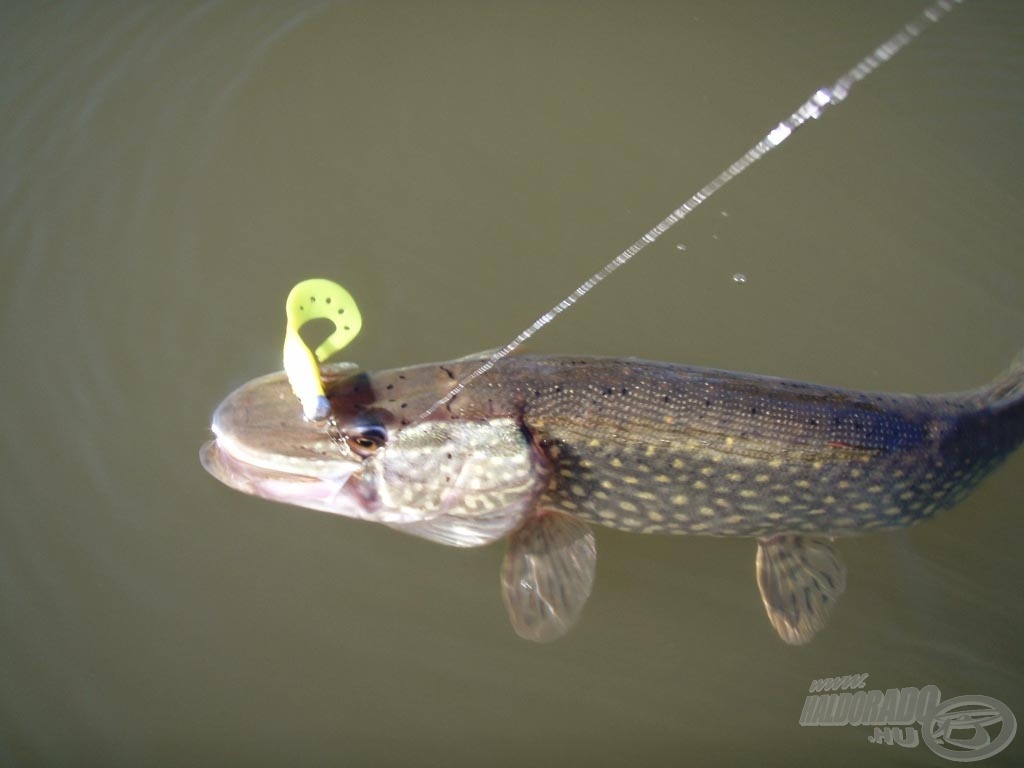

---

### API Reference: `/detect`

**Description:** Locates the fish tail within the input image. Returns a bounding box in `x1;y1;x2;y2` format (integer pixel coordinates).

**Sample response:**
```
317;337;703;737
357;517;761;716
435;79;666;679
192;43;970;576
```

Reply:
983;346;1024;407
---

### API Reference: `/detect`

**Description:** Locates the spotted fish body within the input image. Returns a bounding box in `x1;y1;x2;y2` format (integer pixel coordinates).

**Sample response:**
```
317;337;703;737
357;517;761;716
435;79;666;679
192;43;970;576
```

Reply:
491;357;1024;538
331;355;1024;539
202;352;1024;644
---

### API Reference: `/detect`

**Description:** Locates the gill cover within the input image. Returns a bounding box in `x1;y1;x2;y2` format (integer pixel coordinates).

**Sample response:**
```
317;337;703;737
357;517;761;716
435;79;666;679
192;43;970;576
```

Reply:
371;417;548;547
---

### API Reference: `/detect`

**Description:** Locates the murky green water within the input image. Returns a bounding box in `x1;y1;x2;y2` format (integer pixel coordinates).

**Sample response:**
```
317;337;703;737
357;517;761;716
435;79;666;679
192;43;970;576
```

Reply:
2;2;1022;766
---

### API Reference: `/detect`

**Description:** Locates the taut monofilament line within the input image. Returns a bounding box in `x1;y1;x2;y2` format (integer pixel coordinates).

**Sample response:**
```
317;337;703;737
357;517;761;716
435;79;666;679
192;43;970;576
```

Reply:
414;0;965;425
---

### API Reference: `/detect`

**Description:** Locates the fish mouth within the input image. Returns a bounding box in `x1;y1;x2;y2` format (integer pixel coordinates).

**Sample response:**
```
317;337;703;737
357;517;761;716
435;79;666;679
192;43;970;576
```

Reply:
199;365;372;520
200;437;364;514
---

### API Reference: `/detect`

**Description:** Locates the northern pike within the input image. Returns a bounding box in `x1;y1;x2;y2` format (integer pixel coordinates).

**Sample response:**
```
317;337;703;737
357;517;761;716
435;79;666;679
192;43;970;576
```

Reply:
200;352;1024;644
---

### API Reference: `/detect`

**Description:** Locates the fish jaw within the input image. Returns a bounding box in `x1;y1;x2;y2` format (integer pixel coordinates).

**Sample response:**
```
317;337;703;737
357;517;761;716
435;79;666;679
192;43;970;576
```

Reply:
199;365;381;522
199;437;365;516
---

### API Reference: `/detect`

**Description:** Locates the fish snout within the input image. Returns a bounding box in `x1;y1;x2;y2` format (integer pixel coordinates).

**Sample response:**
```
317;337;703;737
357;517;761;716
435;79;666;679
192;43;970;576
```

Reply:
200;370;365;513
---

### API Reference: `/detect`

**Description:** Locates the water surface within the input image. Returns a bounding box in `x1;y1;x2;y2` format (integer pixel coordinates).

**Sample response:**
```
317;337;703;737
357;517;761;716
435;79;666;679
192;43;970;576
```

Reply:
2;2;1022;766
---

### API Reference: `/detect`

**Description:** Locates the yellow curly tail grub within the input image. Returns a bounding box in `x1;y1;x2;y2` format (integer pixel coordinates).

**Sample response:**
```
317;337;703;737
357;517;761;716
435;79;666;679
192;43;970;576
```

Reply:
283;279;362;421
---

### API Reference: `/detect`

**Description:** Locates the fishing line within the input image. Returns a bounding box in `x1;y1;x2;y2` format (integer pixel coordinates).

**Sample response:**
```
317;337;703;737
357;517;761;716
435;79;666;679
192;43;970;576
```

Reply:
414;0;965;425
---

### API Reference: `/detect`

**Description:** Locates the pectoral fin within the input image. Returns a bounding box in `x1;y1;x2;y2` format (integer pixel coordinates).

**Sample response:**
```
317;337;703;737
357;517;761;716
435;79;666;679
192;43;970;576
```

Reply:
756;534;847;645
501;510;596;643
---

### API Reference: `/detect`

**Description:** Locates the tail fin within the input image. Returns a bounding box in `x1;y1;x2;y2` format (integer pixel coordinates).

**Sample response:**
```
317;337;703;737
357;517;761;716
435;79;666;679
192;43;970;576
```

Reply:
984;347;1024;407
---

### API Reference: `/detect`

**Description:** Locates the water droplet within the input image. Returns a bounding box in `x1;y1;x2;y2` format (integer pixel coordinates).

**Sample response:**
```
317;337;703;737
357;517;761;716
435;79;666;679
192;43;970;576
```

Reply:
732;273;747;284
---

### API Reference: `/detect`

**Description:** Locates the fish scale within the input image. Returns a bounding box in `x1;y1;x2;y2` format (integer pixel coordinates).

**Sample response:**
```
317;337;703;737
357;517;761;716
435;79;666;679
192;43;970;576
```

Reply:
442;356;1019;538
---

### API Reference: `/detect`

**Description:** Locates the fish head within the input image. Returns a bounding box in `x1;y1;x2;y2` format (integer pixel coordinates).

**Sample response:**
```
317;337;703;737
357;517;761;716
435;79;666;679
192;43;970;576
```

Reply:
201;361;547;547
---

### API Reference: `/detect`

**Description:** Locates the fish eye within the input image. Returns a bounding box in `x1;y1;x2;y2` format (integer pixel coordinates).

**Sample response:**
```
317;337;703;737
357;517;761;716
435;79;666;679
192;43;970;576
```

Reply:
346;424;388;456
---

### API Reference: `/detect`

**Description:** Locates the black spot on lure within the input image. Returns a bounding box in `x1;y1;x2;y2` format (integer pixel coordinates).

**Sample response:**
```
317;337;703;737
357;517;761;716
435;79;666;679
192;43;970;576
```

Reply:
201;352;1024;644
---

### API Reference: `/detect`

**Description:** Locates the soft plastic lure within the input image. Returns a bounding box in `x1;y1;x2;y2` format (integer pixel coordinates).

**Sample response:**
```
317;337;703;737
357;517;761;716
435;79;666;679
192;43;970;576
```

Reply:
282;278;362;420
